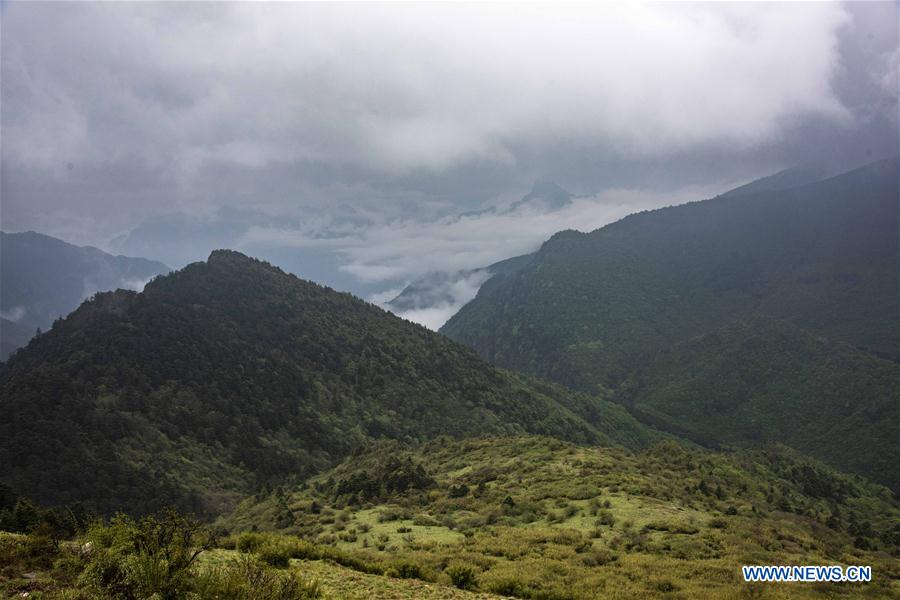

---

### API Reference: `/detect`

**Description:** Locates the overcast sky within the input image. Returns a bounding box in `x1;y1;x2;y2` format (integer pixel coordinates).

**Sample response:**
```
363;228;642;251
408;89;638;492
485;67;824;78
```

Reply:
2;2;897;323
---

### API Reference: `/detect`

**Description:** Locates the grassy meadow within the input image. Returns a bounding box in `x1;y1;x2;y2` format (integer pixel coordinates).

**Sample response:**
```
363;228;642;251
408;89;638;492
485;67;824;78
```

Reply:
2;436;897;598
218;436;899;599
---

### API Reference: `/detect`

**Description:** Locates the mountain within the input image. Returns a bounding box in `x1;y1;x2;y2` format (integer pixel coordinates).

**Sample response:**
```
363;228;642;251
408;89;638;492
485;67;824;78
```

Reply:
225;435;899;599
619;316;899;486
719;162;836;198
0;250;660;516
382;181;575;329
9;435;899;599
509;180;573;211
0;318;34;362
441;158;900;488
385;254;533;328
0;231;170;359
386;269;488;314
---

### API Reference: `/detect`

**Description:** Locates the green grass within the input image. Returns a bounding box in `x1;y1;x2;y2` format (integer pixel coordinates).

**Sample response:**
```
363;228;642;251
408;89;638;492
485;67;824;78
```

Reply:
4;436;897;599
198;549;503;600
219;436;900;599
337;508;466;550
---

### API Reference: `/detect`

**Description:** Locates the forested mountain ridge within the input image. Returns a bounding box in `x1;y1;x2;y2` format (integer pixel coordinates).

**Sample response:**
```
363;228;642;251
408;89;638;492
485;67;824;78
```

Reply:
619;316;899;488
0;250;659;516
441;158;900;488
0;230;170;359
719;162;836;198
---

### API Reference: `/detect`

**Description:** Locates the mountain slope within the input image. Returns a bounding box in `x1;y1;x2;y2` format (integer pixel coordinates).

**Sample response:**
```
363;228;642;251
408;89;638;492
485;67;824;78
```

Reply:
225;436;899;599
510;180;573;211
0;231;170;359
385;254;531;316
441;158;900;487
383;181;574;329
719;162;836;198
0;250;659;516
0;319;34;362
619;316;899;488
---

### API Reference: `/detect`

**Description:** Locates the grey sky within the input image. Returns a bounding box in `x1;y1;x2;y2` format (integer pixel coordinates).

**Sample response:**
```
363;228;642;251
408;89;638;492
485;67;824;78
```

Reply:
1;2;897;319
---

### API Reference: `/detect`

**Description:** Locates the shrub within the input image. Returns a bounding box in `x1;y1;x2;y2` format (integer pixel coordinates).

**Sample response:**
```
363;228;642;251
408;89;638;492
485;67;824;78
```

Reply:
596;510;615;527
413;514;441;527
449;484;470;498
234;532;267;554
387;560;423;579
257;542;292;568
195;555;321;600
79;509;214;600
485;577;526;596
378;508;411;522
581;549;618;566
445;561;478;590
656;580;677;592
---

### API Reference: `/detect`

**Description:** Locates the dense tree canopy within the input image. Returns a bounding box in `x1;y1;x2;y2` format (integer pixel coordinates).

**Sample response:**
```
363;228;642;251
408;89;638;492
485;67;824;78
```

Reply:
442;158;900;489
0;250;657;515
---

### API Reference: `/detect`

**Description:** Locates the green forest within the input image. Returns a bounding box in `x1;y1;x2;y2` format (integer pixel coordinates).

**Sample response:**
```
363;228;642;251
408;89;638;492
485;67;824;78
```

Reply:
0;250;656;516
442;159;900;489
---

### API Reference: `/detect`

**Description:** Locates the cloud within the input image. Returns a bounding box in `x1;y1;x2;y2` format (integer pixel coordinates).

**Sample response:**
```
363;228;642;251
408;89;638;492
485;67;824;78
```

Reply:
3;2;851;178
119;277;154;293
2;1;894;268
1;306;27;323
394;305;472;333
384;270;494;331
239;180;734;288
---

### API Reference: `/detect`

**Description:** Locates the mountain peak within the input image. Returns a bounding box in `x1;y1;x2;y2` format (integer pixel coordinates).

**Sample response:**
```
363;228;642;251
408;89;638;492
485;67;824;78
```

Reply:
207;248;256;264
511;180;573;212
529;179;572;198
202;249;285;278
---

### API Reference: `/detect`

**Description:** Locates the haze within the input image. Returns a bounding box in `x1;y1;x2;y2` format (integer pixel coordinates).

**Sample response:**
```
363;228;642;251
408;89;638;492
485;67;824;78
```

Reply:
2;1;897;326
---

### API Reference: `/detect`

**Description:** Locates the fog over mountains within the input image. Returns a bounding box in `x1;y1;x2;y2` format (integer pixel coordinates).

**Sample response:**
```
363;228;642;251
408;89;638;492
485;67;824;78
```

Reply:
3;3;897;320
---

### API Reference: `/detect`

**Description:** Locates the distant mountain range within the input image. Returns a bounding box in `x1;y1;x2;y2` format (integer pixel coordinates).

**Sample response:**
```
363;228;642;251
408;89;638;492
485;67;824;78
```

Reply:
442;158;900;489
509;180;573;211
1;231;170;360
384;254;534;328
0;250;659;515
382;180;576;328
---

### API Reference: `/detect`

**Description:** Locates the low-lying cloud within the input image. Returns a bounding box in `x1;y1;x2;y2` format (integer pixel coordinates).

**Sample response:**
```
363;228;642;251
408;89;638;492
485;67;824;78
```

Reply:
1;306;27;323
239;181;732;288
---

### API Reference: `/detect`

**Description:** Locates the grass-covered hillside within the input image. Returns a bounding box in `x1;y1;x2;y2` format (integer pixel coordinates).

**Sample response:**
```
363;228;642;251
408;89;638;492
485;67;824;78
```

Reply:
221;436;900;599
441;158;900;488
0;250;658;517
7;436;894;599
